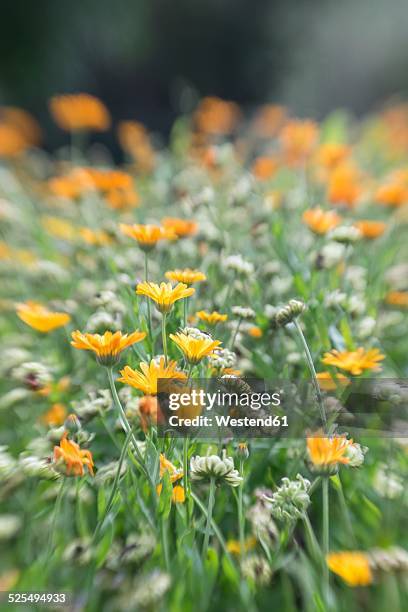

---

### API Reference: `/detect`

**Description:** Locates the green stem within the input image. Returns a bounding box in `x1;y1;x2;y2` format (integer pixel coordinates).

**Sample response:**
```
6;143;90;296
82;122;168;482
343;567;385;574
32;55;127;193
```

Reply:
183;298;188;328
144;252;153;341
107;368;156;500
293;319;327;429
302;514;322;563
47;478;66;557
202;477;216;558
238;459;245;557
162;313;168;366
92;428;133;543
161;517;170;570
322;478;330;594
230;317;242;349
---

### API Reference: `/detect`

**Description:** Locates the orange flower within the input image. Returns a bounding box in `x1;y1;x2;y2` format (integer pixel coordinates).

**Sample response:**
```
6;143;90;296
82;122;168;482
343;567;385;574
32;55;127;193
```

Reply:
162;217;198;238
279;119;319;165
139;395;163;431
71;330;146;366
156;454;185;503
315;143;351;170
49;93;110;132
354;220;386;239
327;162;362;207
120;223;175;251
307;431;352;471
117;121;155;172
165;269;206;285
53;432;94;477
196;310;228;325
251;156;278;180
16;301;71;333
386;291;408;307
251;104;287;138
0;123;29;157
0;107;41;146
41;403;67;427
194;96;241;135
42;216;77;241
302;208;342;234
316;372;350;391
118;357;186;395
375;181;408;207
170;332;221;364
48;175;84;200
321;348;384;375
248;326;263;338
79;227;113;246
327;552;373;587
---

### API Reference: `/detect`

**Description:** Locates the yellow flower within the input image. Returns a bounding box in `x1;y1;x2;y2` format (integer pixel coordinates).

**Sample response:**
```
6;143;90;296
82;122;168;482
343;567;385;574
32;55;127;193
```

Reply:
53;433;94;477
165;269;206;285
321;348;385;375
120;223;175;251
40;403;67;427
16;301;71;333
326;552;373;587
170;332;221;364
118;357;187;395
136;282;195;314
71;330;146;366
156;454;185;503
79;227;113;246
248;326;263;338
42;216;77;241
49;93;110;132
196;310;228;325
162;217;198;237
307;431;352;472
386;291;408;307
227;536;257;555
302;208;342;234
316;372;350;391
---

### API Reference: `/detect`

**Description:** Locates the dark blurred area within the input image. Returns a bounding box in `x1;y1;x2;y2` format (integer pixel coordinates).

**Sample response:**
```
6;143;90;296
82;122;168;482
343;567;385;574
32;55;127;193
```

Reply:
1;0;408;148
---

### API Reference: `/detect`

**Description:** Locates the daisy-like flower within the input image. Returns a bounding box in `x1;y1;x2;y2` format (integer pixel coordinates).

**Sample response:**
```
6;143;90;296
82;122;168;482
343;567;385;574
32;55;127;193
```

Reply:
71;330;146;367
161;217;198;238
49;93;110;132
118;357;187;395
196;310;228;325
156;454;185;502
302;208;342;234
170;331;221;364
16;301;71;333
190;452;242;486
53;433;94;477
306;431;352;474
326;552;373;587
40;403;67;427
165;269;206;285
136;282;195;314
354;220;386;239
120;223;176;251
321;348;385;375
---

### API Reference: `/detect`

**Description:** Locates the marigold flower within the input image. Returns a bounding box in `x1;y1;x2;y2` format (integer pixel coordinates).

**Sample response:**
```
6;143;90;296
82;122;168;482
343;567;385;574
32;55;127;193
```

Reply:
307;431;352;473
79;227;113;247
196;310;228;325
385;291;408;307
16;301;71;333
321;347;385;375
251;104;287;137
49;93;110;132
136;282;195;314
165;269;206;285
279;119;319;165
327;162;362;207
375;180;408;207
315;143;351;170
120;223;175;251
53;432;94;477
40;403;67;427
302;208;342;234
326;552;373;587
139;395;162;431
248;326;263;338
354;220;386;239
71;330;146;366
159;454;183;482
251;156;278;180
316;372;350;391
227;536;257;555
170;332;221;364
118;357;187;395
193;96;241;135
162;217;198;238
0;123;29;157
41;216;77;241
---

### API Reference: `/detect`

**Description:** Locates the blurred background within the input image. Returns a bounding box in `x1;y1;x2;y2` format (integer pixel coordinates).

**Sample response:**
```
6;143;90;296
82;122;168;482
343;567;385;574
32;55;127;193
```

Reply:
1;0;408;148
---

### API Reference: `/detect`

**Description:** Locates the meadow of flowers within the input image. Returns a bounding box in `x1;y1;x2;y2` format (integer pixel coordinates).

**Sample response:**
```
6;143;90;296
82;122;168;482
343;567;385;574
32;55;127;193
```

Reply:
0;95;407;611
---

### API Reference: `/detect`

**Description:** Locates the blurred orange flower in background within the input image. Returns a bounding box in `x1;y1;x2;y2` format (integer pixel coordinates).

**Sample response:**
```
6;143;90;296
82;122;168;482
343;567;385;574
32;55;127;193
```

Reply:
16;301;71;333
303;208;342;234
194;96;241;136
279;119;319;165
49;93;111;132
